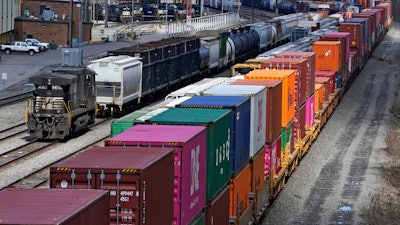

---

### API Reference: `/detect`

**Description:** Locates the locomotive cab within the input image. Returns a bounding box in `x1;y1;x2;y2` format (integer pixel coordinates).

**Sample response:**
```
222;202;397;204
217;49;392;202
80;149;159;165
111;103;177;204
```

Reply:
26;67;97;140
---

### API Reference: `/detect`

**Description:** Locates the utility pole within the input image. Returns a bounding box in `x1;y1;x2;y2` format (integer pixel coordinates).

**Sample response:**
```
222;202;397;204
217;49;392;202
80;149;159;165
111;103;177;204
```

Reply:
186;0;192;26
68;0;73;47
275;0;279;17
131;0;134;35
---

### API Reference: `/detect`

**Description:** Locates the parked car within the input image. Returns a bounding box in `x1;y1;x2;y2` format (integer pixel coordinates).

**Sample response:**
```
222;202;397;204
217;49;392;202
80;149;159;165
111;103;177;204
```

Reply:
0;41;40;55
24;38;50;52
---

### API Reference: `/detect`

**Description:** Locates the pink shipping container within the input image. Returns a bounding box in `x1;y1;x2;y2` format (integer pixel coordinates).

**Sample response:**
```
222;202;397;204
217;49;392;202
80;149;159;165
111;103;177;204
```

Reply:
275;51;316;97
315;70;336;94
267;135;282;177
50;146;175;225
305;93;315;129
294;102;306;143
260;57;308;108
105;124;207;225
206;185;230;225
0;188;110;225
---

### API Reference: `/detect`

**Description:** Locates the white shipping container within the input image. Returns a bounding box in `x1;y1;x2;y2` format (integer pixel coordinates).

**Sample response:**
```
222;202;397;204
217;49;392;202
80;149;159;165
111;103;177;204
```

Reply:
87;56;143;111
202;84;267;157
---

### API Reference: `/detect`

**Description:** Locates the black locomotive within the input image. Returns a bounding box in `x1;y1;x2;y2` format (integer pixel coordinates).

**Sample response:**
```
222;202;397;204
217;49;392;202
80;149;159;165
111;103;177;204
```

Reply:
26;67;97;140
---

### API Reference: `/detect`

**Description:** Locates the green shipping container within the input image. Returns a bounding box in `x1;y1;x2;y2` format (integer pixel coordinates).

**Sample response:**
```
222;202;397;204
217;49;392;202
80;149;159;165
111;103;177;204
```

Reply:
189;212;206;225
148;107;232;201
281;120;293;153
110;108;153;137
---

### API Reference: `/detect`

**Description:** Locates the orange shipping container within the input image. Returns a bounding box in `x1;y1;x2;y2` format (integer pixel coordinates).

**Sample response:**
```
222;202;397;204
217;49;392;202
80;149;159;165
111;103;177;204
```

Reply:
251;148;266;195
230;163;252;219
315;76;331;102
312;41;342;72
245;69;295;128
314;83;325;114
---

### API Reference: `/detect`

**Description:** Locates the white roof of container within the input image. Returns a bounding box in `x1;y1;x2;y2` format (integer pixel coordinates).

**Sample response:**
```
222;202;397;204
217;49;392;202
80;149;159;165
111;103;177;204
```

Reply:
88;55;141;67
202;84;266;96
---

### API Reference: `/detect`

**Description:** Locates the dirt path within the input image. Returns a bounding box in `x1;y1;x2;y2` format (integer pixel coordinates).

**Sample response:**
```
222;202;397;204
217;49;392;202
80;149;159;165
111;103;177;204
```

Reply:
261;20;400;225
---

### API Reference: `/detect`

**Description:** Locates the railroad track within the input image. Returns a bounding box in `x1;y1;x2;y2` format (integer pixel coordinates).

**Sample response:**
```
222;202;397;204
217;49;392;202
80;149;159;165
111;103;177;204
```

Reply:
0;91;32;107
0;122;27;141
0;118;111;190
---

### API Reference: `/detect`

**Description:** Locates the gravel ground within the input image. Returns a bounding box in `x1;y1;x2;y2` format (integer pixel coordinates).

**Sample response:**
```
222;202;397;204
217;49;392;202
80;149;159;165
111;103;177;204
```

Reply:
261;20;400;225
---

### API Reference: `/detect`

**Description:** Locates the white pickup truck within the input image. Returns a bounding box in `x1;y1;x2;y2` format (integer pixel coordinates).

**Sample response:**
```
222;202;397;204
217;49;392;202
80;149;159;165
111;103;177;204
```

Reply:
0;41;40;55
24;38;50;52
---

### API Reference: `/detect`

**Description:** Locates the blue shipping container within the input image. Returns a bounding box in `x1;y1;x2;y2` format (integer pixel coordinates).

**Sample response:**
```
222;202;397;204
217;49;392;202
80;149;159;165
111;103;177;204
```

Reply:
177;95;251;176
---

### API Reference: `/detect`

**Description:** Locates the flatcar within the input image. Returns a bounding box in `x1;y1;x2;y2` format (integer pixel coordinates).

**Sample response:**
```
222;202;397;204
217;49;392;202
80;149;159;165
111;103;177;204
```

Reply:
25;66;97;140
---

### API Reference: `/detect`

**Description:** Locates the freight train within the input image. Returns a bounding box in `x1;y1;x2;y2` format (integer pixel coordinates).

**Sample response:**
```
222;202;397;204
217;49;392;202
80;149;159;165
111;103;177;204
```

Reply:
89;12;310;117
44;1;395;224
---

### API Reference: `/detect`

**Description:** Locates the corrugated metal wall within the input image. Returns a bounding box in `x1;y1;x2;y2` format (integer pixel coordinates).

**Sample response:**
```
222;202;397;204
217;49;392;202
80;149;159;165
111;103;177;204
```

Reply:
0;0;20;44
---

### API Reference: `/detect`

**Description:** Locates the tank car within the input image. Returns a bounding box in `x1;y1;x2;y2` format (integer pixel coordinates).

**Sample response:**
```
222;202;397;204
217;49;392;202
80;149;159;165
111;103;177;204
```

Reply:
26;67;97;140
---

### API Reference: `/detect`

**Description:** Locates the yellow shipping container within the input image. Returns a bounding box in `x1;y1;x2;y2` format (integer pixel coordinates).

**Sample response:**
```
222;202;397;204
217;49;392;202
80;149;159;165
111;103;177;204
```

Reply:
245;69;295;128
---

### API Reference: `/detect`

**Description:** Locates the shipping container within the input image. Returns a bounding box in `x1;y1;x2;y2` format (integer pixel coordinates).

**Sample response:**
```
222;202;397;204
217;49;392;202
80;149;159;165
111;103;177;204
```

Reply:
105;125;207;225
260;57;308;108
339;23;364;55
312;41;343;72
315;76;332;102
178;95;251;176
202;84;267;158
50;146;174;225
147;107;232;201
294;101;306;144
229;163;252;220
315;70;337;92
0;188;109;225
281;119;294;157
322;32;351;65
229;79;282;144
244;69;296;128
275;51;316;97
314;83;325;113
305;93;315;129
268;135;283;176
251;146;266;195
206;185;230;225
110;108;153;137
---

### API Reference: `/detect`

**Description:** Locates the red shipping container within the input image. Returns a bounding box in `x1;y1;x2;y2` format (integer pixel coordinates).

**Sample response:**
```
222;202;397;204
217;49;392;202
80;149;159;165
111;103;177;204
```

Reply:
339;23;363;54
275;51;316;97
315;70;336;94
50;146;175;225
229;163;252;219
230;79;282;144
0;189;110;225
260;57;308;108
206;185;230;225
294;102;306;143
267;135;282;176
315;77;331;102
251;147;266;194
105;124;207;225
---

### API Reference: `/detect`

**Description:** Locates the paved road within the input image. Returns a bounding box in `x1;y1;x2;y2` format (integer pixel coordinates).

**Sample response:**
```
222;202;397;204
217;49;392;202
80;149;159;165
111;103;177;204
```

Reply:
0;31;168;98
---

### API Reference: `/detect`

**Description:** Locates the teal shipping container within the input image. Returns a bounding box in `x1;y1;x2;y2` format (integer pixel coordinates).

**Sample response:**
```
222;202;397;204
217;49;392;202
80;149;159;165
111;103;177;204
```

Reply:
110;108;153;137
148;107;232;201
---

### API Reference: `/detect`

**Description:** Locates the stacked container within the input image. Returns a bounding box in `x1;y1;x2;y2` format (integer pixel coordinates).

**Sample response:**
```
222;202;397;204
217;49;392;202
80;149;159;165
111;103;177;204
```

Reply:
147;107;232;202
0;189;110;225
50;146;175;225
275;51;316;98
260;57;308;108
104;125;207;225
312;41;343;73
315;71;337;94
201;84;267;158
339;23;364;61
177;95;251;175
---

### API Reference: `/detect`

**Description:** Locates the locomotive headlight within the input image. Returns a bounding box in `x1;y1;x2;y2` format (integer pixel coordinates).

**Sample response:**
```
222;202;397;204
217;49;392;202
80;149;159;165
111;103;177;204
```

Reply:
57;109;61;114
